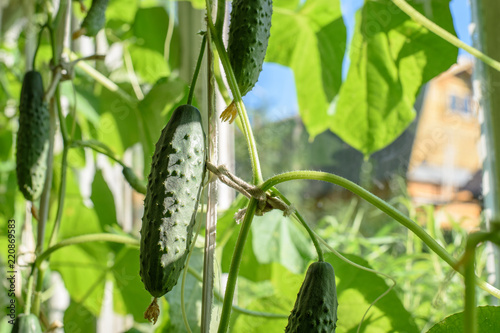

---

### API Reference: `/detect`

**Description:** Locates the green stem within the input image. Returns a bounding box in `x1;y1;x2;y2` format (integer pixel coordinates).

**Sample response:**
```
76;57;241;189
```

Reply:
215;0;226;35
71;140;125;167
187;35;207;106
33;24;48;69
31;265;46;316
392;0;500;72
463;232;491;333
34;233;139;268
47;86;70;248
260;170;500;299
47;147;68;247
25;275;34;315
464;247;477;333
68;50;137;104
270;188;324;261
217;198;258;333
206;9;263;184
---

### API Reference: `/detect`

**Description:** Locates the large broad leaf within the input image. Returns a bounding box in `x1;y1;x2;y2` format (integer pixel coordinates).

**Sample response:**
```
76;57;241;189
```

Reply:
231;264;299;332
63;300;97;333
266;0;346;137
50;171;150;322
426;306;500;332
110;247;151;322
251;210;314;274
138;76;186;177
163;246;204;332
128;45;170;83
333;0;458;155
327;252;419;332
233;253;419;332
90;170;119;231
132;7;170;54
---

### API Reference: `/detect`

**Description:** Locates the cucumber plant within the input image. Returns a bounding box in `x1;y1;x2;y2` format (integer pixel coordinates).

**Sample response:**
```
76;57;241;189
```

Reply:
6;0;500;333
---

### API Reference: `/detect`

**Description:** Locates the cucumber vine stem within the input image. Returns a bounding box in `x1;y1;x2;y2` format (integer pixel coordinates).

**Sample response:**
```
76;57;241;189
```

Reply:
187;35;207;106
217;198;258;333
205;4;263;185
260;170;500;299
215;0;226;35
34;233;139;268
392;0;500;72
48;87;70;247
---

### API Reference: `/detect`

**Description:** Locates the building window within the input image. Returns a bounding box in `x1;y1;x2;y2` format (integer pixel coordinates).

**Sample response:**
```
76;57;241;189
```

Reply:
448;93;472;117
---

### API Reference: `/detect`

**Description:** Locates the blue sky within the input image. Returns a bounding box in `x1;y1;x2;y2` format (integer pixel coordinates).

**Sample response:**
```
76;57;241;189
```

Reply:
243;0;473;121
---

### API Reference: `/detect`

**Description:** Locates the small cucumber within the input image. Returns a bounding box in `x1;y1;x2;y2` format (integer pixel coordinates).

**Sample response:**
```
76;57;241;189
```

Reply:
227;0;273;97
11;314;42;333
16;71;50;202
73;0;109;38
140;105;205;323
285;261;339;332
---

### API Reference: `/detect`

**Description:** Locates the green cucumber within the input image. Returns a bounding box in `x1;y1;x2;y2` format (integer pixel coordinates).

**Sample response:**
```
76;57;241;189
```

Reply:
75;0;109;38
140;105;205;322
285;261;339;333
16;71;50;202
11;314;42;333
227;0;273;96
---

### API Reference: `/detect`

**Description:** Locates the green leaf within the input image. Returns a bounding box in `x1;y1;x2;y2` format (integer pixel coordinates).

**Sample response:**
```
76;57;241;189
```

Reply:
132;7;170;54
266;0;346;137
426;306;500;332
325;252;419;332
128;45;170;83
138;76;186;177
111;247;151;323
106;0;138;26
97;84;141;156
63;301;97;333
178;0;205;9
65;113;86;167
96;112;126;157
163;246;204;332
230;263;301;332
60;82;100;126
251;210;314;274
0;120;12;161
333;0;458;155
51;241;108;315
221;217;272;282
91;170;118;231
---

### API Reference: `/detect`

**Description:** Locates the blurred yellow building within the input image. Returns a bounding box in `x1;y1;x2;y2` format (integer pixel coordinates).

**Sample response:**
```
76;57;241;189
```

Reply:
407;61;482;230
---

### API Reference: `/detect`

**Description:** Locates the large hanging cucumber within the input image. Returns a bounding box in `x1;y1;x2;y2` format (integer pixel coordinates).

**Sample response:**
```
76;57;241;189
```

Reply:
140;105;205;323
16;70;50;202
285;261;339;332
11;314;42;333
227;0;273;97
